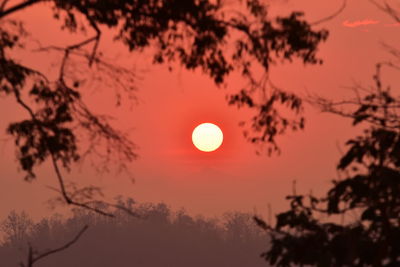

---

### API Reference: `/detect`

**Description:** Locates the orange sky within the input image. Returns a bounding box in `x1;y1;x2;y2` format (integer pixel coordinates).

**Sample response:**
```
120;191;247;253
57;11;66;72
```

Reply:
1;0;400;222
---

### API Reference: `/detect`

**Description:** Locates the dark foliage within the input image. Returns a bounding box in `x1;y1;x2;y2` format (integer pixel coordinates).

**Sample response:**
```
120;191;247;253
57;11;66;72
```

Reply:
0;0;327;180
256;61;400;266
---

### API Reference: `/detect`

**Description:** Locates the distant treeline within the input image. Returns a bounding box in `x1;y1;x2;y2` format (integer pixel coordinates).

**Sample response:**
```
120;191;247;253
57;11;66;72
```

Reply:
0;201;268;266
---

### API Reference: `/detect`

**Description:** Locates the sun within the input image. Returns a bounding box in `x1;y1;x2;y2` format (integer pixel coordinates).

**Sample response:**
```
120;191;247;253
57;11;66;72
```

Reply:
192;123;223;152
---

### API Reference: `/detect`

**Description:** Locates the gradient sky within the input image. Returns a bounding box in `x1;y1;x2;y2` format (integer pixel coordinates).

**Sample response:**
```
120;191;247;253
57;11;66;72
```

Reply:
1;0;400;222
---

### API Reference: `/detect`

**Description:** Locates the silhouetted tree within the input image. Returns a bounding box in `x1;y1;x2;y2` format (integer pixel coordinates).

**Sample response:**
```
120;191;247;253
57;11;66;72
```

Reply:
1;211;34;248
0;0;332;215
255;25;400;267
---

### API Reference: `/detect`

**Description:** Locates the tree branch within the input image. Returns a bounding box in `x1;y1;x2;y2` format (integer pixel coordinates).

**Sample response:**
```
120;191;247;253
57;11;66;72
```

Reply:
0;0;41;19
57;16;102;81
49;152;115;217
311;0;347;25
12;87;116;217
370;0;400;23
0;0;10;12
86;16;101;67
21;225;88;267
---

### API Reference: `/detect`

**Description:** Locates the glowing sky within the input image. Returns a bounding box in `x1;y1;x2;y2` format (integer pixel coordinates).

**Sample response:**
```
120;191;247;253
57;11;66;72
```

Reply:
1;0;400;221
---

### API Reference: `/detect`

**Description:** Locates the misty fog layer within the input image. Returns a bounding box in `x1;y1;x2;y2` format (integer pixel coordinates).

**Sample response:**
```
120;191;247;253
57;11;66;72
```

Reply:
0;202;268;266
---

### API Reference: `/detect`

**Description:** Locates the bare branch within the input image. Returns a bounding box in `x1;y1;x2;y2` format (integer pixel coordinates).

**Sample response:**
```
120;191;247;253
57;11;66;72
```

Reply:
49;152;115;217
21;225;88;267
370;0;400;23
58;32;102;81
0;0;41;19
51;12;103;84
86;16;101;67
311;0;347;25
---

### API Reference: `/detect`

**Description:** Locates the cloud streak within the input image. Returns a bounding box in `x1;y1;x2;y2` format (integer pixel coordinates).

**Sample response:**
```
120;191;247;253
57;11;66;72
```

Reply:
342;19;380;28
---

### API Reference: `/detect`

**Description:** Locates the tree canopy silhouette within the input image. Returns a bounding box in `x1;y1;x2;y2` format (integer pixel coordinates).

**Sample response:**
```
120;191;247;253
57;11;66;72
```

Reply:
255;40;400;267
0;0;329;215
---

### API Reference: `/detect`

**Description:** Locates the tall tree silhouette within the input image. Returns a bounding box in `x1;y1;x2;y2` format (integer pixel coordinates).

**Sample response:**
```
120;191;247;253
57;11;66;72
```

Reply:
255;34;400;267
0;0;330;215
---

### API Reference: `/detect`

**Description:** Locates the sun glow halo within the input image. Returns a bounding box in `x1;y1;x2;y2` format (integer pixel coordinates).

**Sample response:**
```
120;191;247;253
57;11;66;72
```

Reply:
192;123;223;152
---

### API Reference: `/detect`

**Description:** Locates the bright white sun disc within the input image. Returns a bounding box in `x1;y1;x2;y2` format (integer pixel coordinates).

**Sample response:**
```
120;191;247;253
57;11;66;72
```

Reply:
192;123;223;152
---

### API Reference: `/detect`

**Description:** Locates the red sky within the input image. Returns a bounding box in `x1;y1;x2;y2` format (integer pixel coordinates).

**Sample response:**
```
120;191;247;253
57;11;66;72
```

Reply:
1;0;400;222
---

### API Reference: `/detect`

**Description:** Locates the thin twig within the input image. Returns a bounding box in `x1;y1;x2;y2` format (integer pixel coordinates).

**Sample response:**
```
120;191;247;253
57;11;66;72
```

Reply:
370;0;400;23
86;16;101;66
311;0;347;25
